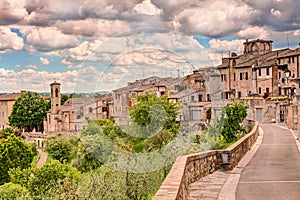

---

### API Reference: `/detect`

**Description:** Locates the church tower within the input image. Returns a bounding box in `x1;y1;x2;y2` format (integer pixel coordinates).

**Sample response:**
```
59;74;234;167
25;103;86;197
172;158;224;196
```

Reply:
243;39;273;54
50;81;61;114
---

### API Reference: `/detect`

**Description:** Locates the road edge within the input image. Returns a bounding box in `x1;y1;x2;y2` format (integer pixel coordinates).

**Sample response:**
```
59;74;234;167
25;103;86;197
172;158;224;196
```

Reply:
218;126;264;200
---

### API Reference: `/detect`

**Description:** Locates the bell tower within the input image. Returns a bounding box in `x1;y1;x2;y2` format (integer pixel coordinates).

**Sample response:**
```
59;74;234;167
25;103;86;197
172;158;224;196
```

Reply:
50;81;61;114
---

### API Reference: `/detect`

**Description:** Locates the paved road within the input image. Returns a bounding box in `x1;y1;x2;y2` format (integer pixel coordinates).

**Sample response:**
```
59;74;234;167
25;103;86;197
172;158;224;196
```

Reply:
236;124;300;200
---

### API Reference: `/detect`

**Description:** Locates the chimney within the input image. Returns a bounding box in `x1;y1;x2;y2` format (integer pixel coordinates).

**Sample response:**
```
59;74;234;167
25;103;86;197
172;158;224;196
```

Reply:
231;52;237;57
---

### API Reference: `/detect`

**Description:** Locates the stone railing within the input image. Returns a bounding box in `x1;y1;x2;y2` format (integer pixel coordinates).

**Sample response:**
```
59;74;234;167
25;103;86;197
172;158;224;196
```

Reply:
153;121;259;200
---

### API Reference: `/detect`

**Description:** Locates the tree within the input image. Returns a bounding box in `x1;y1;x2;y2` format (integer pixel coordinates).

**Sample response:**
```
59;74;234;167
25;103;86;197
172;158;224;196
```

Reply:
129;94;180;137
0;182;28;200
9;160;80;198
219;101;248;142
45;136;79;163
9;91;48;132
0;129;37;185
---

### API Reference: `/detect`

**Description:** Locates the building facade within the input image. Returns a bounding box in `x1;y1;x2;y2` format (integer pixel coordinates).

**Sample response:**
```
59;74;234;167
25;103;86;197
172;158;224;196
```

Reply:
0;91;26;130
44;82;112;133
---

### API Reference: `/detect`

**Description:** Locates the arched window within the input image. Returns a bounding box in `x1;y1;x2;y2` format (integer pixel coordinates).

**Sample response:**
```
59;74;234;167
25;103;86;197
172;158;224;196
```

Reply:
252;43;258;51
55;88;59;97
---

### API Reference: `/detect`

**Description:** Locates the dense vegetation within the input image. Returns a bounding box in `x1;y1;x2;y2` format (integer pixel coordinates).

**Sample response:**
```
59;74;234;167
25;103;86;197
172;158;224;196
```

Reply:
1;94;249;199
0;129;37;185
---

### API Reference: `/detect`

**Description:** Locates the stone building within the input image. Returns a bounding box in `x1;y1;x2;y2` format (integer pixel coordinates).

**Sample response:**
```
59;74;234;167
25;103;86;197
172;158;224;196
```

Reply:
111;72;216;127
217;39;300;123
0;91;26;130
43;82;112;133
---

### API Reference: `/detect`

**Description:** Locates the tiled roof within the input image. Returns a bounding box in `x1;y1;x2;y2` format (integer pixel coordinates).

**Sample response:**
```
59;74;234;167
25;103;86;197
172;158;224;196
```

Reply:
217;49;291;69
0;93;23;101
60;97;96;112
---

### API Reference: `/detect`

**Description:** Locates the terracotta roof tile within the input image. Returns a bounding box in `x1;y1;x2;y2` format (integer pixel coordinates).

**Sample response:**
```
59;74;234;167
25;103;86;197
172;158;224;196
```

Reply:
0;93;23;101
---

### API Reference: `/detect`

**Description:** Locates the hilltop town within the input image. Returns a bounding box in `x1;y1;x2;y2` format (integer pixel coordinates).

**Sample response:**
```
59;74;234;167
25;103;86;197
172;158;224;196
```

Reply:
1;39;300;146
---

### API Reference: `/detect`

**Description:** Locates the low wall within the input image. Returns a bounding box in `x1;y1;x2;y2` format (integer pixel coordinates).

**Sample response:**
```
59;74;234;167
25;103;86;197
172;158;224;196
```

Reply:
153;121;259;200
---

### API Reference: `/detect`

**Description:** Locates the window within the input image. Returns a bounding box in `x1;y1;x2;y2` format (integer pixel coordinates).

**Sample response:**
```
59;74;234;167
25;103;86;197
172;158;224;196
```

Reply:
55;88;59;97
238;91;242;98
279;71;281;79
207;94;211;102
266;67;270;76
198;95;203;102
258;69;262;76
191;110;201;120
259;87;262;94
240;73;243;80
102;107;108;112
89;107;93;113
266;88;270;94
292;56;295;63
80;107;84;116
191;96;195;102
245;72;248;80
221;74;226;82
232;60;236;67
221;92;229;99
77;114;81;119
252;43;258;51
278;87;281;95
233;73;236;81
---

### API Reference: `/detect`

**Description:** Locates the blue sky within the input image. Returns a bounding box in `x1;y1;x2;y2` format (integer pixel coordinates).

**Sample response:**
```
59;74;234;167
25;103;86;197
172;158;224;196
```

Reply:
1;0;300;92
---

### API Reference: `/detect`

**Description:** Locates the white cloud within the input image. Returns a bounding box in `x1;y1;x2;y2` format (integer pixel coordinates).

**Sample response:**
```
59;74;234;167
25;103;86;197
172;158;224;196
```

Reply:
0;27;24;52
67;64;83;69
55;18;131;37
270;8;281;17
173;0;258;37
40;57;50;65
237;26;270;39
20;26;79;51
26;65;38;69
293;30;300;36
209;39;244;53
133;0;162;16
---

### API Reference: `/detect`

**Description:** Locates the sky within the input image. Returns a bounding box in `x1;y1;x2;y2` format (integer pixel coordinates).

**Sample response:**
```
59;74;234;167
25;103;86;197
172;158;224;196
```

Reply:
1;0;300;93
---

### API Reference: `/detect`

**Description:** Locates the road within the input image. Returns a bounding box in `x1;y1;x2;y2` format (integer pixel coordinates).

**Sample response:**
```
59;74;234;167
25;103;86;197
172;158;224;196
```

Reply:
236;124;300;200
36;149;48;168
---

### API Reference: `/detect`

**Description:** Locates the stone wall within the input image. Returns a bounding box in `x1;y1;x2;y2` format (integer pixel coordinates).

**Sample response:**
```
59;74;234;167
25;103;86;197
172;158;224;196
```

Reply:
153;121;259;200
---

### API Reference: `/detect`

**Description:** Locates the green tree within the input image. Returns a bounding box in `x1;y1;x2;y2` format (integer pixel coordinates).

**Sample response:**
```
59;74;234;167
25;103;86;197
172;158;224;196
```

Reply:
0;129;37;185
219;101;248;142
0;182;28;200
9;160;80;198
45;136;79;163
9;91;48;132
129;94;180;136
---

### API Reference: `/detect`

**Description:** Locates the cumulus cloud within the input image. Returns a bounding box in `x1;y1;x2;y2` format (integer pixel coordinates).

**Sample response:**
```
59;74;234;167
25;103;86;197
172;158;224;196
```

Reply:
40;57;50;65
20;26;79;51
0;27;24;52
209;39;245;54
133;0;162;16
0;0;28;25
55;18;131;37
172;0;258;37
237;26;270;39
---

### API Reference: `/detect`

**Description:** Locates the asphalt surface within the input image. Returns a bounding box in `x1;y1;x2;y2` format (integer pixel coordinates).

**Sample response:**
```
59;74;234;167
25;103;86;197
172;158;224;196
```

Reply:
236;124;300;200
